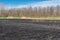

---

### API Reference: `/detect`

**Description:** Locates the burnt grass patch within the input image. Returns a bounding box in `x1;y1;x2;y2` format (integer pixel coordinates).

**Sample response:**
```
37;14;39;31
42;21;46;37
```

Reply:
0;19;60;40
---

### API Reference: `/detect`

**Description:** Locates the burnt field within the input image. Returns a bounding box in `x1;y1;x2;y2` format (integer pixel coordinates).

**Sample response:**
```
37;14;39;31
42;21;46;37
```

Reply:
0;19;60;40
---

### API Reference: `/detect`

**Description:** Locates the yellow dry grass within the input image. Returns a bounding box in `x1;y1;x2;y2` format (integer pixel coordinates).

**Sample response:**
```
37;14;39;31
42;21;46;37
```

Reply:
0;17;60;20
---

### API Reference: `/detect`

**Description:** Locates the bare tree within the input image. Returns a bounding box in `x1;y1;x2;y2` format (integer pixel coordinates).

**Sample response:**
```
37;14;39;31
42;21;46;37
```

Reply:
56;5;60;16
0;5;60;17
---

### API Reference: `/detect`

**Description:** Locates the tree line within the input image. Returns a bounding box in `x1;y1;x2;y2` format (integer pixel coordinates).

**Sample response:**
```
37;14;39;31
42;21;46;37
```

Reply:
0;5;60;17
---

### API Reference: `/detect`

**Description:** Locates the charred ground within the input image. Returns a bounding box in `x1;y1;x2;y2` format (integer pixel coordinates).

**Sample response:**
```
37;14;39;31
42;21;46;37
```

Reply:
0;19;60;40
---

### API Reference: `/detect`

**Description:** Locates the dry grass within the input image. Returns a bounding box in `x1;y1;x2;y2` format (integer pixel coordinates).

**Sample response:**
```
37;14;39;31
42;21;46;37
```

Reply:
0;17;60;20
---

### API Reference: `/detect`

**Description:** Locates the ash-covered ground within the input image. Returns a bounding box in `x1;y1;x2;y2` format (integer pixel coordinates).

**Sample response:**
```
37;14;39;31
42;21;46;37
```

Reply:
0;19;60;40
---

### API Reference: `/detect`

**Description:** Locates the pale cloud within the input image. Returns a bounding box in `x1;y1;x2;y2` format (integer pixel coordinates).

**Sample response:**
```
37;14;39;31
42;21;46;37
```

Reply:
4;0;60;9
30;0;60;7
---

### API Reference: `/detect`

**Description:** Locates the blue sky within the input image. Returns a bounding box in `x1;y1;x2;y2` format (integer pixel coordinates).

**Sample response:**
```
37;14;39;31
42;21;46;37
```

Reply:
0;0;47;5
0;0;60;9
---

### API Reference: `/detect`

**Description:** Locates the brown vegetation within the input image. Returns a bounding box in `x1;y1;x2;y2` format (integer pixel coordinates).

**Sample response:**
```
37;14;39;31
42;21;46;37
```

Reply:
0;5;60;17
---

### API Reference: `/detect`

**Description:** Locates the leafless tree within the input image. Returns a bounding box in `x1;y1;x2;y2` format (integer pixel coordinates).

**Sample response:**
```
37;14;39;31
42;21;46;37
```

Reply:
0;5;60;17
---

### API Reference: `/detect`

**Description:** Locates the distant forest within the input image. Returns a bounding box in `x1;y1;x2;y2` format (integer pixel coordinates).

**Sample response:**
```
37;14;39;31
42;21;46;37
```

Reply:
0;5;60;17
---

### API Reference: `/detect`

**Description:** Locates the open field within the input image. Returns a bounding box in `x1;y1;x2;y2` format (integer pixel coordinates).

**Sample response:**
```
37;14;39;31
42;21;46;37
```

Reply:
0;19;60;40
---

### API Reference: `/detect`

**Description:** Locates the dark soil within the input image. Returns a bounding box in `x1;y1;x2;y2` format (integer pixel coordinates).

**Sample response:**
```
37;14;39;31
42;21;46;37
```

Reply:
0;19;60;40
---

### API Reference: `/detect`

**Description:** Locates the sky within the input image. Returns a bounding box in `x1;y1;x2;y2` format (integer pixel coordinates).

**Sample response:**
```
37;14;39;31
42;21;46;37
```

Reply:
0;0;60;9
